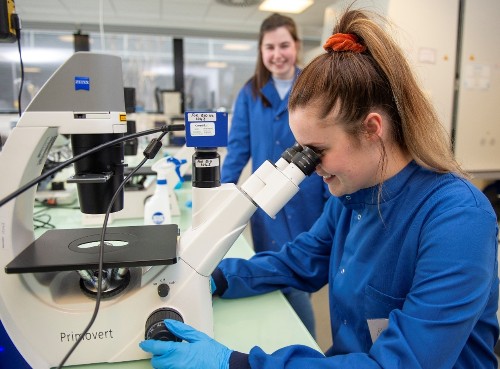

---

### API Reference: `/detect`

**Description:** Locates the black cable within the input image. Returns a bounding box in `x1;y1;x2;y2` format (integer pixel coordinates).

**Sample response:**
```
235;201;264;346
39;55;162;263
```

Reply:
33;203;50;215
33;213;55;230
55;154;149;369
0;124;184;208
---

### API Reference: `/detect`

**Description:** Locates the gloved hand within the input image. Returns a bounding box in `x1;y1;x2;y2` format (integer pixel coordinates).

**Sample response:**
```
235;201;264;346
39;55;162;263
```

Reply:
139;319;232;369
210;276;217;295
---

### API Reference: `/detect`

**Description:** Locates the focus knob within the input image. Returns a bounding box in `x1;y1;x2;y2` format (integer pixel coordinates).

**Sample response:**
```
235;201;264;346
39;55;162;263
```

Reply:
145;308;183;341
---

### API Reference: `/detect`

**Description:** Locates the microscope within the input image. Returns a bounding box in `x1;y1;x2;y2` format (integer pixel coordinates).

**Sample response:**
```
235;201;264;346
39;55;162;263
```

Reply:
0;52;320;367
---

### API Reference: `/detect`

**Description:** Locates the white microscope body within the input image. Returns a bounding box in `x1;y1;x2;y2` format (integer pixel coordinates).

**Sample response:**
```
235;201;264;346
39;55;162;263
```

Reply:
0;52;319;367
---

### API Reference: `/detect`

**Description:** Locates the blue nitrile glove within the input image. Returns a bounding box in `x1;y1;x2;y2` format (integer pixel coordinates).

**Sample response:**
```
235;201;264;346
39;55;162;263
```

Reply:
210;276;217;295
139;319;232;369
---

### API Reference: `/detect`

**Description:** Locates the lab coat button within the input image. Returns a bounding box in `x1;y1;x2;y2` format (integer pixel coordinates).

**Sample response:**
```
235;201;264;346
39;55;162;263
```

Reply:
345;195;351;200
357;214;362;220
340;268;345;274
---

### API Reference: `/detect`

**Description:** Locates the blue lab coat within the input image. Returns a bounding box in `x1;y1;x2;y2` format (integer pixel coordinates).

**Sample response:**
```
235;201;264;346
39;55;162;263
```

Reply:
214;161;500;369
221;69;329;252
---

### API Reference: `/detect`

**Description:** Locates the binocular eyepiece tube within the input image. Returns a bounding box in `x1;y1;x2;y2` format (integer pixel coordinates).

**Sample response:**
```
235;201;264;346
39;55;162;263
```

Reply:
276;143;321;175
240;143;321;219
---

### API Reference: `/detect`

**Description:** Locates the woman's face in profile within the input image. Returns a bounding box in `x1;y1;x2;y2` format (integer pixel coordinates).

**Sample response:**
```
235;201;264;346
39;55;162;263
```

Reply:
290;102;383;197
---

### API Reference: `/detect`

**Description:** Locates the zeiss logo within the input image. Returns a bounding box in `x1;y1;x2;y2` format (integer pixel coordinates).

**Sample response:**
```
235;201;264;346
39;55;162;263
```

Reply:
75;76;90;91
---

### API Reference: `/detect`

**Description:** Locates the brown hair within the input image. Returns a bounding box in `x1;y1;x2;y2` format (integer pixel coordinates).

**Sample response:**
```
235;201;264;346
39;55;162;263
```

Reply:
289;8;467;178
251;13;300;106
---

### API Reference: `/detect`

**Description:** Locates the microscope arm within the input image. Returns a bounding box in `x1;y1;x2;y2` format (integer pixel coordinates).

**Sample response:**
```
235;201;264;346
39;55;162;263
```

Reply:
178;184;257;277
179;157;311;277
0;126;57;269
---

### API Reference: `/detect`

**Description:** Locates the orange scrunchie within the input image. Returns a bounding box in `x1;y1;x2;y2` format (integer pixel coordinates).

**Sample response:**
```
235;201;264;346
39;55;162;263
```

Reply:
323;33;366;53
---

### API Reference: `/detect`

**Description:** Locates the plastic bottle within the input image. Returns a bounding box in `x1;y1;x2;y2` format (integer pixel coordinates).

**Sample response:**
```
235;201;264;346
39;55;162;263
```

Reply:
144;156;187;224
144;169;172;225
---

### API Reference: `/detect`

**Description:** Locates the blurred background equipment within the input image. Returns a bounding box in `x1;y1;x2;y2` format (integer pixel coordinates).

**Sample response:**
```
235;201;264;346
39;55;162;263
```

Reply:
0;0;17;43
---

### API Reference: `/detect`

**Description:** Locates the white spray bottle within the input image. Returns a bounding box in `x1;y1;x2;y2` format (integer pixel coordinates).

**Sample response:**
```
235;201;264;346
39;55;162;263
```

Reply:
144;156;187;225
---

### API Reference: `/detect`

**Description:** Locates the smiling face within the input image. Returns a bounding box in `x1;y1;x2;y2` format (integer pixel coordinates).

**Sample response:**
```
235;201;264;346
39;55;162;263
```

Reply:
289;101;384;197
260;26;298;80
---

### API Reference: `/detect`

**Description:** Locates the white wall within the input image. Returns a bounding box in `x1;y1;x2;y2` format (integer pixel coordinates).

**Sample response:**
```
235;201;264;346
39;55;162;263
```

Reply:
304;0;459;135
454;0;500;173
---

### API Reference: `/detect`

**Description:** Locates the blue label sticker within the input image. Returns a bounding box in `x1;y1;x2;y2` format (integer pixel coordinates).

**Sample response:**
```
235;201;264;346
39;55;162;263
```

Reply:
75;76;90;91
152;212;165;224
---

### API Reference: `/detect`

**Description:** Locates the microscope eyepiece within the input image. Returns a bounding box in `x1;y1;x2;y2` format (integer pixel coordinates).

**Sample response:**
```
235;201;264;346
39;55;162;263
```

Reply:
280;142;303;163
291;146;321;176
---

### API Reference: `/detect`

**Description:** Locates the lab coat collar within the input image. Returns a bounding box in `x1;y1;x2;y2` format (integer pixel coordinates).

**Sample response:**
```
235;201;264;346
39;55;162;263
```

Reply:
339;161;421;209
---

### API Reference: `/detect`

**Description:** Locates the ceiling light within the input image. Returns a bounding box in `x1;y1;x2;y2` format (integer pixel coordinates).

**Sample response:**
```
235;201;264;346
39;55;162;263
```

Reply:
259;0;313;14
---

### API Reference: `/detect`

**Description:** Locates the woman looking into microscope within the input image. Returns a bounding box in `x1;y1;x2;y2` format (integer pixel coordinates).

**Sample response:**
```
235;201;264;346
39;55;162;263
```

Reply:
140;7;499;369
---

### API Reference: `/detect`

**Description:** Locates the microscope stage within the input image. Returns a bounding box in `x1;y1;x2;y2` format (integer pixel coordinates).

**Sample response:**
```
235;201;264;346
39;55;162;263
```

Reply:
5;224;178;273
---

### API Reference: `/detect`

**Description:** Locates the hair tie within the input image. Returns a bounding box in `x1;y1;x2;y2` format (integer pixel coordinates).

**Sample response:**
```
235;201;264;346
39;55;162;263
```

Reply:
323;33;366;53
